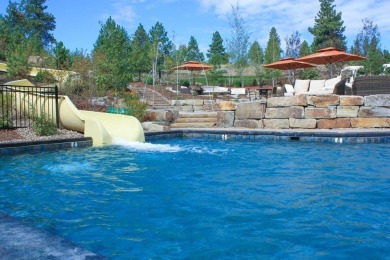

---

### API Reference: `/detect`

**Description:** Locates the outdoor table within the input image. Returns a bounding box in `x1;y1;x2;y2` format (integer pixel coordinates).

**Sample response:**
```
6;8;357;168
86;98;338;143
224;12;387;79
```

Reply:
258;86;274;98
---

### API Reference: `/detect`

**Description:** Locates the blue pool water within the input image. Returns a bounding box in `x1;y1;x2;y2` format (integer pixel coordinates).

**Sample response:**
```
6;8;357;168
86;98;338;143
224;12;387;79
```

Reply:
1;138;390;259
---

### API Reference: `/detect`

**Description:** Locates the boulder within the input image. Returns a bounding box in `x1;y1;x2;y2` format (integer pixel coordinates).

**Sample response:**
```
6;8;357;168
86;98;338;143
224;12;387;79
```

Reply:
350;118;390;128
305;107;337;119
289;118;317;128
265;106;304;119
364;94;390;107
263;119;289;129
146;110;174;121
217;111;235;128
235;101;266;120
336;106;359;118
340;96;364;106
234;119;263;129
307;95;339;107
358;107;390;118
317;118;351;129
215;101;238;111
267;95;307;107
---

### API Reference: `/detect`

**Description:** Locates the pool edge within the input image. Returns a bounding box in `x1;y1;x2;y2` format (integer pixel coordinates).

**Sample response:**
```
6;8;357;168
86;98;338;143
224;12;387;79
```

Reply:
145;128;390;143
0;137;93;155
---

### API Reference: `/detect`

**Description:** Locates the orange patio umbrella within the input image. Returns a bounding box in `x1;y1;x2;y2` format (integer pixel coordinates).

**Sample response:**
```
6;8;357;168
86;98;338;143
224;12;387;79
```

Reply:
172;61;213;86
263;57;316;83
297;47;366;78
172;60;213;71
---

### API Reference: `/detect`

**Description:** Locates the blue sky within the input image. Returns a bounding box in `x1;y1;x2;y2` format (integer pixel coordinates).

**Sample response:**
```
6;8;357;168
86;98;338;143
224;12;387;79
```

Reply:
1;0;389;56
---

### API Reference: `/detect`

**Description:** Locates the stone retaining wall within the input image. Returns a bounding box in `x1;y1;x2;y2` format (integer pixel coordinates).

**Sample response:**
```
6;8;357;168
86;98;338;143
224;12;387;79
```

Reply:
147;94;390;129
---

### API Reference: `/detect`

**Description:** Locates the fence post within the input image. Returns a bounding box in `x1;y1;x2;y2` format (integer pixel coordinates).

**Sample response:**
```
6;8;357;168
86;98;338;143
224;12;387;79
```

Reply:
55;85;59;128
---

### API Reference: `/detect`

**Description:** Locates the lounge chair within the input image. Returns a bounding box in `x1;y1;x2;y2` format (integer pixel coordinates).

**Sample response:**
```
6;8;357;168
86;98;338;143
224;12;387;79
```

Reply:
201;86;230;95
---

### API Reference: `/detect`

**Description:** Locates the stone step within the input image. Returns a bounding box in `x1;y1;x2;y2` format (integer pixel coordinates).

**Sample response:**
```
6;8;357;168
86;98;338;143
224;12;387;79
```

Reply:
175;117;217;123
178;112;218;118
170;122;216;128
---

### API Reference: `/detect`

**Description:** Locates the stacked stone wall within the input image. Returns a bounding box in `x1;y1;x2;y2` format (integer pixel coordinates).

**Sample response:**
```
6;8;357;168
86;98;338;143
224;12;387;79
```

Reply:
157;94;390;129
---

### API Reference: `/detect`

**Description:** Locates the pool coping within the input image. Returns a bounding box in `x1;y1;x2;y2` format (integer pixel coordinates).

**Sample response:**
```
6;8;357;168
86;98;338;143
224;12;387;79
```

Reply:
0;137;93;155
145;128;390;143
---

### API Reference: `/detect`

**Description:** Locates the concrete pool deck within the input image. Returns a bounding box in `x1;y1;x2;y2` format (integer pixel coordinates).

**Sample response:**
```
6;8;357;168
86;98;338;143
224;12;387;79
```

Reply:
1;128;389;258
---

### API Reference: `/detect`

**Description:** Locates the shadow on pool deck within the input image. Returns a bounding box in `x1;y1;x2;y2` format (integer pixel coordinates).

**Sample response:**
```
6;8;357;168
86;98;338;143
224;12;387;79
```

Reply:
0;212;106;259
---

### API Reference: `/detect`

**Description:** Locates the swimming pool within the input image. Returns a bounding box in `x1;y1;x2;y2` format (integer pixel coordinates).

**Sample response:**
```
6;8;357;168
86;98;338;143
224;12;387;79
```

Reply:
1;138;389;258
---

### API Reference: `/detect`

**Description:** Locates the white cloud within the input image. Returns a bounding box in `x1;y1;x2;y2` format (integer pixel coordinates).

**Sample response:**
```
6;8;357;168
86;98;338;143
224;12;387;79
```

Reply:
110;1;139;27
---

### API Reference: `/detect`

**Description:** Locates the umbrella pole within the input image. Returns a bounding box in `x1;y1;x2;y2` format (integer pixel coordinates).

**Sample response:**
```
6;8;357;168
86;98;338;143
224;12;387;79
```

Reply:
330;64;333;78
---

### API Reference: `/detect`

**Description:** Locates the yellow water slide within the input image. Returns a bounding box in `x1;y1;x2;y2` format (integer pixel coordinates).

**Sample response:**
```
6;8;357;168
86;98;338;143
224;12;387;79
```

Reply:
4;79;145;145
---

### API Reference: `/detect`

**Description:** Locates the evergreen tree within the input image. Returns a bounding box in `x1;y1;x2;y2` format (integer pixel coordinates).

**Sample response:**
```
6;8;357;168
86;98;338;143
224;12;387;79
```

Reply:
298;41;319;79
131;24;151;81
299;40;311;56
308;0;346;51
264;27;282;82
285;31;301;59
226;4;251;87
207;31;228;67
6;44;31;79
93;17;132;91
0;0;56;53
52;41;71;70
186;36;204;61
264;27;282;63
71;49;92;84
248;41;264;85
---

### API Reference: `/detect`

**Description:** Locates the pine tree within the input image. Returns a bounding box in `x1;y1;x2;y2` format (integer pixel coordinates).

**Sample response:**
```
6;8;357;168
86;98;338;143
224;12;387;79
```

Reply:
248;41;264;85
131;24;151;81
298;40;320;80
187;36;204;61
93;17;132;91
207;31;228;67
1;0;56;53
6;45;31;79
299;40;311;57
52;41;71;70
264;27;282;64
264;27;282;82
308;0;346;51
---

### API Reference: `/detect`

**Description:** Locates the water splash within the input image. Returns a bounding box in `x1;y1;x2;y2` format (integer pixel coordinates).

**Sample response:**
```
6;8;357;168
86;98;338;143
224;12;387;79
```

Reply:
114;139;182;153
114;139;229;155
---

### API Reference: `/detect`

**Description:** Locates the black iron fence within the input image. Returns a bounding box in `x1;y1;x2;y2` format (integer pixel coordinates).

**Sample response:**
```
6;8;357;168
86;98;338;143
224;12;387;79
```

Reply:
0;84;59;129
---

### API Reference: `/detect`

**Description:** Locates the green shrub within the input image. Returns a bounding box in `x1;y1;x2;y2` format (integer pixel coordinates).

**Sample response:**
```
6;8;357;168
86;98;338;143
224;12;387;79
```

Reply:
32;112;57;136
0;93;13;129
123;92;147;121
179;79;190;87
234;80;242;87
35;70;57;83
0;116;13;128
146;77;154;85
